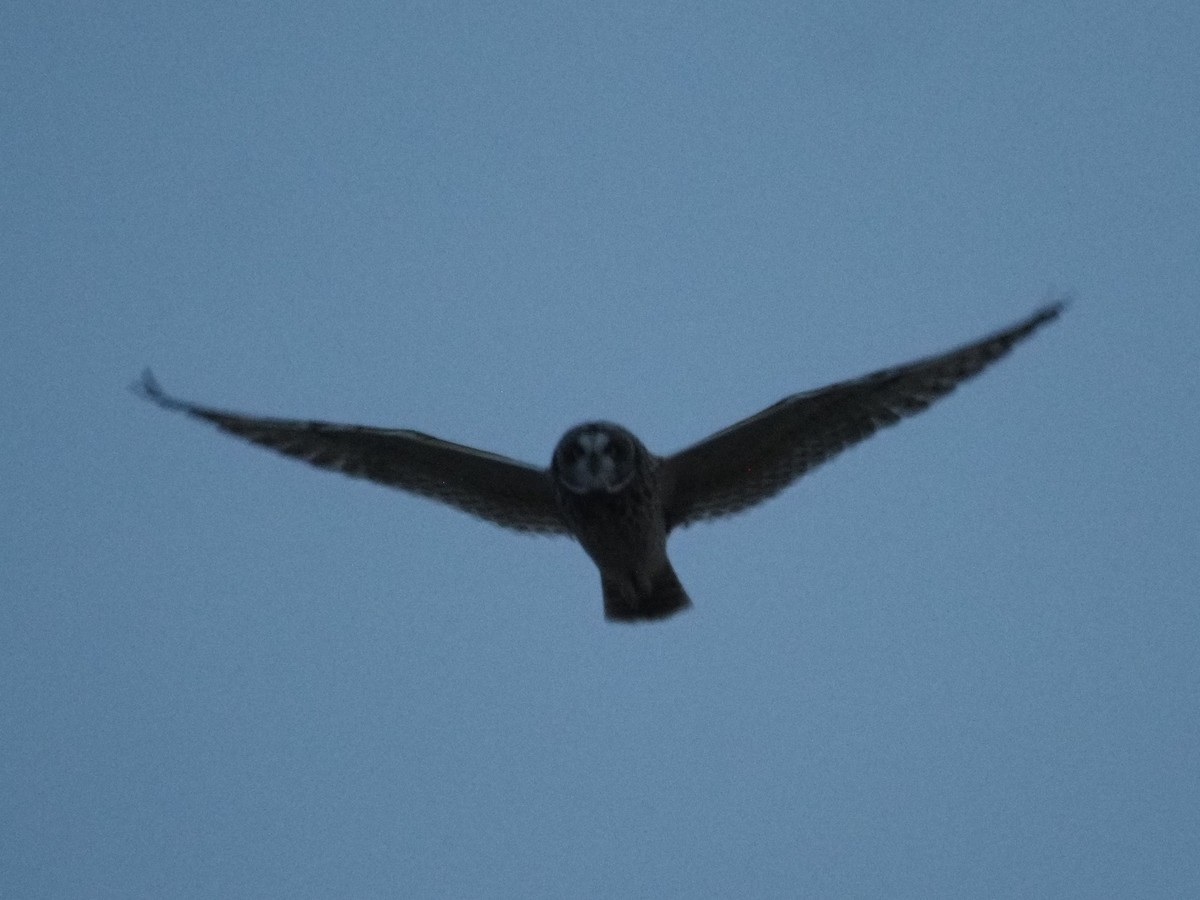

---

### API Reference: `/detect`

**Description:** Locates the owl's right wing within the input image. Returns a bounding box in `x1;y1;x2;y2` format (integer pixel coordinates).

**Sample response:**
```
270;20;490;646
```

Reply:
134;371;570;535
660;303;1064;531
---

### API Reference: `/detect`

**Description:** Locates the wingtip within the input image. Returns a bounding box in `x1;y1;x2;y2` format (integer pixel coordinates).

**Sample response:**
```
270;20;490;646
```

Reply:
130;367;157;397
1014;296;1069;338
1038;294;1072;322
131;368;189;412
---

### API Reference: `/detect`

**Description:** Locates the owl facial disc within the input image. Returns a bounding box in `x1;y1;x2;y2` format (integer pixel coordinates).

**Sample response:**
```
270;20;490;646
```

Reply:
552;424;637;495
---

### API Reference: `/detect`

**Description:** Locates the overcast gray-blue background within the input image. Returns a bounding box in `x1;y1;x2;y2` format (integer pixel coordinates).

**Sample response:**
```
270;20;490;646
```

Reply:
4;3;1198;897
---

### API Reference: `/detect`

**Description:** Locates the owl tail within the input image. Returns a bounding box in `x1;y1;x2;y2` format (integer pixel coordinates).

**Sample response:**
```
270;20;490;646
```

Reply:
603;562;691;622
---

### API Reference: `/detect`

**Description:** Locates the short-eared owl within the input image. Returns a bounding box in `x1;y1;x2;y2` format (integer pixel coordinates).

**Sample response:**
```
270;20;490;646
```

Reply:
136;303;1063;622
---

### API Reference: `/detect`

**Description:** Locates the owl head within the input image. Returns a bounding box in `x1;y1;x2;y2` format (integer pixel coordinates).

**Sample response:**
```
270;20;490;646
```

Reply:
551;423;644;495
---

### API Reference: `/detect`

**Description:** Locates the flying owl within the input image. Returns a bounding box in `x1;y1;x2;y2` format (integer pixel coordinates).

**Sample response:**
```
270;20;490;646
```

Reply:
136;303;1063;622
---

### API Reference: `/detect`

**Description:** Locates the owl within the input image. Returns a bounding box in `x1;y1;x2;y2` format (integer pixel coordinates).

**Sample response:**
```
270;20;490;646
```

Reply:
137;303;1063;621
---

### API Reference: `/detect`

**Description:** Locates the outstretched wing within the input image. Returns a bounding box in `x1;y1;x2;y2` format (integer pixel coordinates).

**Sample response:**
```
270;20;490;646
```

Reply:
134;371;569;535
661;303;1064;530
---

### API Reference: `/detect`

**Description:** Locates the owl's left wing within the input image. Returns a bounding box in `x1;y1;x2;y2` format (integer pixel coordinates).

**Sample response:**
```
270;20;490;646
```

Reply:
660;303;1064;531
134;371;570;535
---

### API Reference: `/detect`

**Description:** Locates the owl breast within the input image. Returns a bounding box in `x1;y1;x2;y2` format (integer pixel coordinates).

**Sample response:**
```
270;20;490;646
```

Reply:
556;465;667;576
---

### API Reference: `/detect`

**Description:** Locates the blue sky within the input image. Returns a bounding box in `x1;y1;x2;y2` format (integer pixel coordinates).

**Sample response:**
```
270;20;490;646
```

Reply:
4;2;1198;897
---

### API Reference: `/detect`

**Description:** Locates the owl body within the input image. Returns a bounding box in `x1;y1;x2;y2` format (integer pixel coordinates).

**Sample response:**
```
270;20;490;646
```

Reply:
549;423;686;619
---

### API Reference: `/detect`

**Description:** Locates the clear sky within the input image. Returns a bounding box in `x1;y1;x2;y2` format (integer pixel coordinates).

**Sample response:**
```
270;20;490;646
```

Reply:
4;2;1198;897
